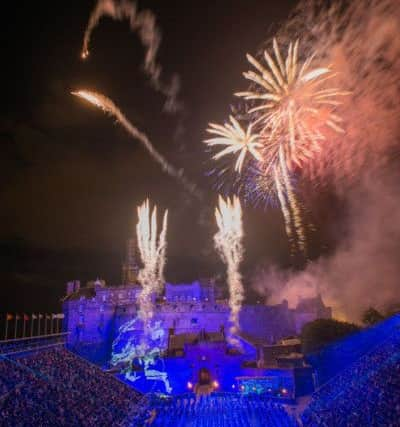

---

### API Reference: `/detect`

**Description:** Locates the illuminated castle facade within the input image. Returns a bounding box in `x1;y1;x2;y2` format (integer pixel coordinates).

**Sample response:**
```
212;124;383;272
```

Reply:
62;240;331;361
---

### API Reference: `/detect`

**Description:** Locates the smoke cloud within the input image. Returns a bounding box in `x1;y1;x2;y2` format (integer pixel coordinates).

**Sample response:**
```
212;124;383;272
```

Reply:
252;0;400;322
253;173;400;322
276;0;400;189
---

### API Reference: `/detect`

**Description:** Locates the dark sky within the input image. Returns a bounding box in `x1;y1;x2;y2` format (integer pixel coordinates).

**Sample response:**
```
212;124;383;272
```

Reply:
1;0;342;313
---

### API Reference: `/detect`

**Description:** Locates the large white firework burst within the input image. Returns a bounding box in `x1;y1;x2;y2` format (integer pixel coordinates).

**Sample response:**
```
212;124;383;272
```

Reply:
205;115;262;173
236;38;349;171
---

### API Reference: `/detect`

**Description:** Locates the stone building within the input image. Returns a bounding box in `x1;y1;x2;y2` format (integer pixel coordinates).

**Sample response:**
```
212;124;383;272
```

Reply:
62;238;331;362
62;277;331;363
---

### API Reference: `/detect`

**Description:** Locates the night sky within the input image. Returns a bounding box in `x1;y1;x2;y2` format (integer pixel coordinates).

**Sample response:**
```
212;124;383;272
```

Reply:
1;0;343;314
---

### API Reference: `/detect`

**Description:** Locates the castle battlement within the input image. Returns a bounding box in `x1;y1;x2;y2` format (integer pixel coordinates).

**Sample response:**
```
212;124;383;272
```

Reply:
63;276;331;361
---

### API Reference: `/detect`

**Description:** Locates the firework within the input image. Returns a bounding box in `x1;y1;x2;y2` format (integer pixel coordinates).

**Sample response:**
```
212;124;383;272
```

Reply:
235;38;348;252
136;199;168;328
236;38;348;171
206;38;348;253
205;115;263;173
214;195;244;337
71;90;199;198
81;0;180;113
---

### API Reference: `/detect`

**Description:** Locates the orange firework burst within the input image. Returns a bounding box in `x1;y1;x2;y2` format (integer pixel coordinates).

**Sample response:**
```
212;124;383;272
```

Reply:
236;38;349;172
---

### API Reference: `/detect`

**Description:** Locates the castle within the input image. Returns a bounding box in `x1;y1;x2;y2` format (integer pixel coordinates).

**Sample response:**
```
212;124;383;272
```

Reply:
62;240;331;363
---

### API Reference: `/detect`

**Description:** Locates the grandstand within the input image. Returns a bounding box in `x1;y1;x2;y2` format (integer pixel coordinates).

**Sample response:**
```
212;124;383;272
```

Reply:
150;393;298;427
0;343;145;426
307;314;400;384
303;315;400;426
1;315;400;426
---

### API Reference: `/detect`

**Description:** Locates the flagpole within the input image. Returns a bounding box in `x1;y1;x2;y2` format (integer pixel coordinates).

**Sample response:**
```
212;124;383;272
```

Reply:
14;314;19;339
45;315;47;336
22;316;26;338
58;314;64;333
38;314;41;336
50;315;53;334
5;316;8;340
30;314;34;337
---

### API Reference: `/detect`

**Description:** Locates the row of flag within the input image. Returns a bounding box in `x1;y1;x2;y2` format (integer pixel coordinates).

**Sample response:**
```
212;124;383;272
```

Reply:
3;313;65;341
6;313;65;321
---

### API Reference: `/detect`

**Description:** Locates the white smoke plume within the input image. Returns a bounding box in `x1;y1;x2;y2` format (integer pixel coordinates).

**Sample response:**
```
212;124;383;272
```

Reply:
82;0;182;113
252;173;400;322
71;90;201;199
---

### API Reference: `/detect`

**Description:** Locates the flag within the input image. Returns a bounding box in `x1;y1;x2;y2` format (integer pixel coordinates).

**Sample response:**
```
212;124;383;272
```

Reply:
38;314;43;319
15;314;21;320
32;314;37;319
51;314;57;319
23;314;29;321
6;314;13;321
57;313;65;319
45;314;51;319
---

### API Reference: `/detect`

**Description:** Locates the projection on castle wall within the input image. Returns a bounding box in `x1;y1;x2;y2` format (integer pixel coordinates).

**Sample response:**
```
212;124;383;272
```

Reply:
111;316;172;393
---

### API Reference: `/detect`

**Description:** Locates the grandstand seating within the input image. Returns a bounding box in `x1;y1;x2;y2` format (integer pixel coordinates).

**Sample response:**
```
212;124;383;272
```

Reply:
150;393;299;427
2;316;400;426
0;347;144;426
308;314;400;384
0;334;67;356
302;316;400;426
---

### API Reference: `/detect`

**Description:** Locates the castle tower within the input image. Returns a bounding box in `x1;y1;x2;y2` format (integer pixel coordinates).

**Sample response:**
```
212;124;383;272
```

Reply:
121;238;139;285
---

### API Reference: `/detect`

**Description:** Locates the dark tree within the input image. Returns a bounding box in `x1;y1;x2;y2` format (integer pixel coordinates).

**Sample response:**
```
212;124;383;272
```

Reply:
362;307;384;326
385;304;400;318
301;318;360;355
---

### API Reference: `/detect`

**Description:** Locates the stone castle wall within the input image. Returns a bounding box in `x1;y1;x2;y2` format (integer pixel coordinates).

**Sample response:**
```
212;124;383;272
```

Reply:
63;280;331;361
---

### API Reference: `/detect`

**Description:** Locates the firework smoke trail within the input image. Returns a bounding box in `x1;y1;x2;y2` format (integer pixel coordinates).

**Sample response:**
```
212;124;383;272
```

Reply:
71;90;200;198
214;196;244;337
274;167;295;253
278;146;306;253
136;199;168;329
81;0;181;113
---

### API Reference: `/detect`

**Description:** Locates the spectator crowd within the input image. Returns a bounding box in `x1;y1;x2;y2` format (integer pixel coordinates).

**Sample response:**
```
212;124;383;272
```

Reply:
0;347;144;426
302;326;400;426
151;393;298;427
2;316;400;426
